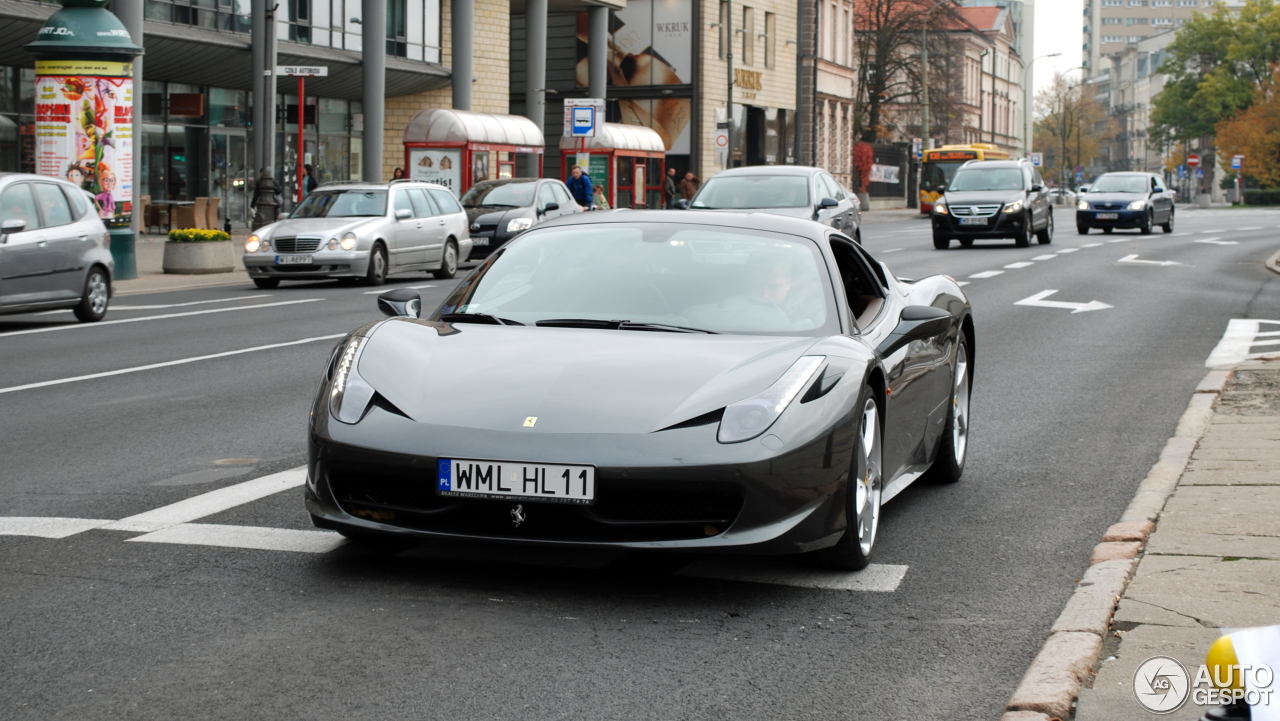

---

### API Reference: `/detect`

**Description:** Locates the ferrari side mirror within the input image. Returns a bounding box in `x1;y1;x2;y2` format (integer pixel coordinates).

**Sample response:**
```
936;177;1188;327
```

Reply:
377;288;421;318
877;305;953;357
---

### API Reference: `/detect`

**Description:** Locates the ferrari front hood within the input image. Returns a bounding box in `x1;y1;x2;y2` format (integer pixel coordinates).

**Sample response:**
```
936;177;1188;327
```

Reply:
356;319;819;434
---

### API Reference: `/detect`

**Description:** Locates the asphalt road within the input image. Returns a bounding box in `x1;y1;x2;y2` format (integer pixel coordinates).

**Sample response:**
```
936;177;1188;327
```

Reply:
3;207;1279;720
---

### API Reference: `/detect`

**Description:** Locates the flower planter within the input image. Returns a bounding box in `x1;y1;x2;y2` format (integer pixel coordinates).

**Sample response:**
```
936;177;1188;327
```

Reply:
162;240;236;274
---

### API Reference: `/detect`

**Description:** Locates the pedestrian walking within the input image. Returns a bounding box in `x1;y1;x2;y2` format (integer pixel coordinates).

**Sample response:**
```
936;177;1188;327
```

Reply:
679;171;701;203
392;167;404;180
303;164;318;196
566;165;593;208
663;167;678;208
592;184;610;210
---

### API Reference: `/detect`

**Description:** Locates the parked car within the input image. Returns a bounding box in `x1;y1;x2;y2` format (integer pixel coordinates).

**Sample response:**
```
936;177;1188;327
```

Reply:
1047;188;1077;206
931;159;1053;249
1076;172;1175;234
678;166;862;241
308;210;974;570
243;180;472;289
462;178;584;259
0;172;113;322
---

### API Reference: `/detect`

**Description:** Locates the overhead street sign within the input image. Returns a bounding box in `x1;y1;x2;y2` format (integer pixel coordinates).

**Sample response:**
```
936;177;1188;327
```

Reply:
277;66;328;77
564;98;604;138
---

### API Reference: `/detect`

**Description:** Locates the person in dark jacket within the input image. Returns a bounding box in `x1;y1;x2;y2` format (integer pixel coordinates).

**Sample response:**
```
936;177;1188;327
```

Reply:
566;165;593;208
303;164;318;195
663;167;678;208
679;172;701;202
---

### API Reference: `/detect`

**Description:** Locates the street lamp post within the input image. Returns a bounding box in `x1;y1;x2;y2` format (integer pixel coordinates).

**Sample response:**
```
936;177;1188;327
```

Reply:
1022;52;1062;156
919;0;953;151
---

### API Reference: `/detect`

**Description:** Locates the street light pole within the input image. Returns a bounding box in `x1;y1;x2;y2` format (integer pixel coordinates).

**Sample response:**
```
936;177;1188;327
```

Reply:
1022;52;1063;157
919;0;957;151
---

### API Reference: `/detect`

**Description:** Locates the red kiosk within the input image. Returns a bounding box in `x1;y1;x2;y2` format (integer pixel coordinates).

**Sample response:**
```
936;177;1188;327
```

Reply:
403;108;544;196
561;123;666;209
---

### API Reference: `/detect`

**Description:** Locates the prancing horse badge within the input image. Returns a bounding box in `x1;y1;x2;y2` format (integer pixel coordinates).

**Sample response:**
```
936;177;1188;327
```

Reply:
510;504;526;527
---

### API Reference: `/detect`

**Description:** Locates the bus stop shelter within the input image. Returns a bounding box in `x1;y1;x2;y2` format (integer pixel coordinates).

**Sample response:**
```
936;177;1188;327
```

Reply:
561;123;665;209
404;108;544;196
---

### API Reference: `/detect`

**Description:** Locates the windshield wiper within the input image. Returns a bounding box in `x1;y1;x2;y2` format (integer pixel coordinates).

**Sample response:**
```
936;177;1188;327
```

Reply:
440;312;525;326
535;318;717;333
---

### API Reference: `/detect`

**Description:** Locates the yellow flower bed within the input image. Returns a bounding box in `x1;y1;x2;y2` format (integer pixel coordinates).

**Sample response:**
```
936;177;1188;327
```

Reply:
168;228;232;242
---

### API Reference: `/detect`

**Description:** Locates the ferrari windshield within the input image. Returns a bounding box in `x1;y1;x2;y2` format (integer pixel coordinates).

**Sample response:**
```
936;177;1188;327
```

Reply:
692;176;811;209
446;223;837;335
292;190;387;218
462;182;537;208
1089;175;1149;194
947;168;1025;192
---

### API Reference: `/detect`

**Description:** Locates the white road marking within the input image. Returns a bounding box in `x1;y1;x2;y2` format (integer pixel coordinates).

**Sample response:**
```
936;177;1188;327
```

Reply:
0;335;345;396
1004;262;1034;269
1081;243;1104;247
104;466;308;533
0;299;323;338
1015;290;1113;313
1172;233;1191;237
1206;319;1280;366
364;284;436;295
0;517;114;538
37;295;271;314
1201;229;1225;233
969;270;1004;278
1239;226;1263;230
879;248;904;253
1032;254;1057;261
1196;238;1238;245
1056;248;1081;254
1117;254;1187;267
956;281;970;286
1108;237;1135;243
127;523;346;554
677;558;909;592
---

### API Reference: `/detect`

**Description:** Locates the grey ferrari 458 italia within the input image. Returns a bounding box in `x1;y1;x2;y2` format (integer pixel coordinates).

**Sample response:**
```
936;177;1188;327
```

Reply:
306;210;974;569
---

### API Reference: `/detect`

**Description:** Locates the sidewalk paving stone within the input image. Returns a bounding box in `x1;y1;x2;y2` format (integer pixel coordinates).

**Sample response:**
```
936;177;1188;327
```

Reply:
1076;625;1222;721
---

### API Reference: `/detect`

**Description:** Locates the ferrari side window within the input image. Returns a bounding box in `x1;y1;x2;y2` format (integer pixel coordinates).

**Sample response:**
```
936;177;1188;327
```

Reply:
830;236;885;331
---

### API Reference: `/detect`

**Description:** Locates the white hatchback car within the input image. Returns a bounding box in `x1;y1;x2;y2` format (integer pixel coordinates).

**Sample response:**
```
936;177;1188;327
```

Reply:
243;180;472;288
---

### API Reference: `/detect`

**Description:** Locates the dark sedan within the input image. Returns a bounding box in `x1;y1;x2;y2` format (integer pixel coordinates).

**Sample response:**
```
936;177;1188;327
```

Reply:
306;211;973;570
680;166;862;241
1076;172;1175;234
462;178;583;258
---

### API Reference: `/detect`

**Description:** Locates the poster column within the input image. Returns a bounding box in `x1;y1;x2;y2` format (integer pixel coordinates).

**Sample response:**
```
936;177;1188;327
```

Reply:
25;0;143;280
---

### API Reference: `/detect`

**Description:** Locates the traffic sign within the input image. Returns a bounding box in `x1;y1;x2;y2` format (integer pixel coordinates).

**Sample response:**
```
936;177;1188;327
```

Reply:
1231;154;1245;170
912;138;922;160
1076;171;1084;183
1196;168;1205;179
1029;152;1043;168
276;65;328;76
563;98;604;138
1187;153;1200;167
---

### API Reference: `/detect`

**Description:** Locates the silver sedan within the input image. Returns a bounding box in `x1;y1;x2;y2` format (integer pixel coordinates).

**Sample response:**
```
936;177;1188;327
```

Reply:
243;180;472;288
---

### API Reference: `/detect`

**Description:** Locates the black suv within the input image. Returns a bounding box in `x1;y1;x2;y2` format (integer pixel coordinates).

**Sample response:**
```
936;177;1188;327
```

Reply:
931;159;1053;249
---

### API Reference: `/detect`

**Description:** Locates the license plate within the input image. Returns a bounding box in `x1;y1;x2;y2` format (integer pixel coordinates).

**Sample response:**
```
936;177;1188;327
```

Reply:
959;217;988;225
1096;213;1118;220
275;254;311;265
472;237;489;246
437;458;595;505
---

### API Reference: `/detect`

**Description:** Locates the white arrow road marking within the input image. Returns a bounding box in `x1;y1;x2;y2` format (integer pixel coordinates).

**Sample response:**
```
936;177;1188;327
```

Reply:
364;284;436;294
1015;290;1113;313
969;270;1004;278
1032;254;1057;260
1117;254;1188;267
127;523;346;554
0;517;116;538
1196;238;1238;245
36;294;272;314
1004;262;1034;269
880;248;904;253
0;299;323;337
105;467;308;532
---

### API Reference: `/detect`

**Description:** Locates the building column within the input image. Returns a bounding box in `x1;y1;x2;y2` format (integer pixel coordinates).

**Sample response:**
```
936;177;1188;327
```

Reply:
362;0;386;181
251;0;265;173
525;0;547;132
452;0;474;110
114;0;143;231
587;6;608;99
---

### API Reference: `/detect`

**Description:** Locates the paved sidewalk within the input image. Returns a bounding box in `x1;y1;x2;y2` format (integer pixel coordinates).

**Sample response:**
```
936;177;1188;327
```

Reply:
1074;361;1280;720
113;231;253;296
860;207;927;223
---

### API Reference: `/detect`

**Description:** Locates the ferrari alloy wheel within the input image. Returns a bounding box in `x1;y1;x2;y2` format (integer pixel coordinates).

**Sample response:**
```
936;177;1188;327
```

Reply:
365;243;388;286
1140;210;1153;235
73;268;110;323
434;240;458;279
1162;211;1175;233
927;331;970;484
812;391;883;570
1036;212;1053;244
1015;218;1032;247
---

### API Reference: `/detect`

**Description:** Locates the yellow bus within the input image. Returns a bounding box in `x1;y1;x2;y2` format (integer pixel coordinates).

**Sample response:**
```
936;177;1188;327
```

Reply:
919;143;1011;213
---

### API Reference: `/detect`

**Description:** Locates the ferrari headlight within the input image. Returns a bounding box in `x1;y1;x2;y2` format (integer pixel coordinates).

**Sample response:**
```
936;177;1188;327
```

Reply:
329;335;376;424
340;232;358;251
1002;201;1023;214
506;217;534;233
1077;200;1089;210
718;356;825;444
246;235;261;253
1127;200;1147;210
933;200;948;215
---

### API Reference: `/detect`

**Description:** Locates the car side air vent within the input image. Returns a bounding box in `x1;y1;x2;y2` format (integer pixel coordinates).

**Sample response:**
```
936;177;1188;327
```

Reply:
371;393;412;420
656;408;725;432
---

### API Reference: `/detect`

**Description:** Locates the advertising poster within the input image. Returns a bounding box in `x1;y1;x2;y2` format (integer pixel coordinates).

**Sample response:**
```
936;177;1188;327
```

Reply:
34;60;133;227
408;148;462;192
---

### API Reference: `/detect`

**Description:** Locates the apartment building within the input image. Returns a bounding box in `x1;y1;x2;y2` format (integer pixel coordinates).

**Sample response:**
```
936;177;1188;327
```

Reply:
1081;0;1244;77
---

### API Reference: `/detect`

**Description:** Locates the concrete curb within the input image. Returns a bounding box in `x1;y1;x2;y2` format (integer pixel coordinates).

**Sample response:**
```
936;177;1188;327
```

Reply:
1003;369;1232;719
1267;248;1280;276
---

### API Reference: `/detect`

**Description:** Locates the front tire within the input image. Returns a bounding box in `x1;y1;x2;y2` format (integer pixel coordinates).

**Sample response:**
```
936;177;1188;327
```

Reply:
1162;211;1175;233
252;278;281;289
1014;217;1032;247
364;243;388;286
1140;210;1153;235
433;240;458;280
73;267;110;322
1077;224;1089;235
811;392;883;571
1036;212;1054;244
933;235;950;250
926;331;971;484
